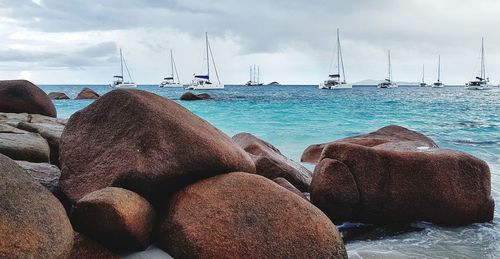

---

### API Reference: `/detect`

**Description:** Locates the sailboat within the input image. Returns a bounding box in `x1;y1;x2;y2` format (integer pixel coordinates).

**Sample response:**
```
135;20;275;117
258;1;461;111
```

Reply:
419;64;428;87
110;48;137;88
245;65;263;86
377;50;398;88
319;28;352;90
466;38;492;90
159;49;182;88
186;33;224;90
432;55;444;88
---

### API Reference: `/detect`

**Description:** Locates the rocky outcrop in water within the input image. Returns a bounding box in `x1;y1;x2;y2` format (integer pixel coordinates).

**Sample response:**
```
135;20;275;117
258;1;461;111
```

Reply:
0;79;57;117
0;154;73;258
59;89;255;204
159;172;347;258
233;132;312;191
310;126;494;225
180;92;212;101
301;125;438;164
48;92;70;100
75;87;100;99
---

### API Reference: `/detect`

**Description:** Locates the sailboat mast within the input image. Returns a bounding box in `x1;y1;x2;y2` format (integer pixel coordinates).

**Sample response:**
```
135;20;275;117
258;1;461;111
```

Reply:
170;49;174;79
438;55;441;82
388;50;391;81
120;48;124;79
258;66;260;84
481;37;485;80
249;66;252;81
337;28;340;80
206;32;210;77
422;64;425;83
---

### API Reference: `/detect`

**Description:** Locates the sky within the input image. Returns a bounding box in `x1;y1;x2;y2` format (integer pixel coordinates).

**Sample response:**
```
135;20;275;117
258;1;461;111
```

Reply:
0;0;499;85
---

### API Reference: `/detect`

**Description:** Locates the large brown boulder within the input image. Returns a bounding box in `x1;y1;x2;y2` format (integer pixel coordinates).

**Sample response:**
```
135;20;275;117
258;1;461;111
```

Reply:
233;133;312;191
48;92;70;100
301;125;438;164
159;172;347;258
0;154;73;258
60;89;255;204
70;233;119;259
75;87;100;99
311;142;494;225
72;187;156;251
0;79;57;117
0;123;50;163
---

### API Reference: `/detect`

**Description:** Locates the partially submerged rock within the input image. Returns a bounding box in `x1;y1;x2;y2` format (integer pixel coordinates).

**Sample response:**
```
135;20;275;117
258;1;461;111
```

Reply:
60;89;255;204
159;172;347;258
0;154;73;258
0;123;50;163
48;92;70;100
233;132;312;191
301;125;438;164
75;87;100;99
72;187;156;251
0;79;57;117
180;92;212;101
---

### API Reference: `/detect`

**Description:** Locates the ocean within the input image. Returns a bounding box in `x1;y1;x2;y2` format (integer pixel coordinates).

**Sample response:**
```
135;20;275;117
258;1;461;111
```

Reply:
42;85;500;258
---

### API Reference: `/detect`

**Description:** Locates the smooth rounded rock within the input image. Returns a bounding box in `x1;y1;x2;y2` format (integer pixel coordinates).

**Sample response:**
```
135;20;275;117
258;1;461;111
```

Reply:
0;79;57;117
75;87;100;99
159;172;347;259
48;92;70;100
180;92;211;101
0;154;73;258
0;124;50;163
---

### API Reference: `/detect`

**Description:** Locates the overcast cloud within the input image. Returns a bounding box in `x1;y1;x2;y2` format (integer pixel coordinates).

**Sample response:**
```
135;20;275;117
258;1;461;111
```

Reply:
0;0;498;84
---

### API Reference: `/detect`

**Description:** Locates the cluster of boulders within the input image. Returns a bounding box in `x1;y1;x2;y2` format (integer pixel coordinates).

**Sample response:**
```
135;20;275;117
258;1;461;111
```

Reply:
0;79;494;258
49;87;100;100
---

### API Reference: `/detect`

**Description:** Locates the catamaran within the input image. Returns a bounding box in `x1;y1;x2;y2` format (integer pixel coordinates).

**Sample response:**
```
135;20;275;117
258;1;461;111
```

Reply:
432;55;444;88
245;65;263;86
110;48;136;88
186;33;224;90
159;49;182;88
378;50;398;88
319;28;352;90
419;64;428;87
466;38;492;90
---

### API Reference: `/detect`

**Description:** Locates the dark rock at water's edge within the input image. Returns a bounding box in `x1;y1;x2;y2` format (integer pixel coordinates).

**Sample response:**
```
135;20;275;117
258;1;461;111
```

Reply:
0;154;73;258
233;132;312;191
310;126;494;226
0;79;57;117
59;89;255;204
301;125;438;164
339;223;425;243
75;87;100;99
159;172;347;258
71;233;119;259
48;92;70;100
72;187;156;251
180;91;212;101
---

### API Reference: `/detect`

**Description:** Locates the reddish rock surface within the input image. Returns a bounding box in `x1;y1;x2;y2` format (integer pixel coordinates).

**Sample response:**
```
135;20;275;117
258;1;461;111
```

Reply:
75;87;100;99
301;125;438;164
0;154;73;258
60;89;255;204
233;132;312;191
70;233;119;259
72;187;156;251
311;142;494;225
0;79;57;117
48;92;70;100
273;177;308;200
15;160;60;193
159;172;347;259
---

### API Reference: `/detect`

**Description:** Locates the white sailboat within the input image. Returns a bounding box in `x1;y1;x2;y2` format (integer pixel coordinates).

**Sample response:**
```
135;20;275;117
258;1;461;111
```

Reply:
466;38;492;90
245;65;263;86
159;49;182;88
378;50;398;88
186;33;224;90
110;48;137;88
319;28;352;90
432;55;444;88
419;64;428;87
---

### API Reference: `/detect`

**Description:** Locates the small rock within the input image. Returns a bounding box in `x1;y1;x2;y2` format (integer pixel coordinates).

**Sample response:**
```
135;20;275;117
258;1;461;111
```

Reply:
180;92;212;100
72;187;156;251
75;87;100;99
48;92;70;100
0;79;57;117
15;160;60;193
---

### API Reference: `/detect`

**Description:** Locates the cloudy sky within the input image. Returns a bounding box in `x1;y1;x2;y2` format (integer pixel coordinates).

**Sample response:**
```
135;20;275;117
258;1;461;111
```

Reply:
0;0;498;85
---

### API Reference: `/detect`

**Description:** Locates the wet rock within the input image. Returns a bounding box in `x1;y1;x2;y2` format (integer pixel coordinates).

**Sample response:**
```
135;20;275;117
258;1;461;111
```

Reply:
14;160;60;193
0;79;57;117
75;87;100;99
70;233;119;259
72;187;156;251
60;89;255;204
233;132;312;191
17;120;64;165
48;92;70;100
0;124;50;163
311;142;494;225
180;92;212;101
159;172;347;259
301;125;438;164
273;177;308;200
0;154;73;258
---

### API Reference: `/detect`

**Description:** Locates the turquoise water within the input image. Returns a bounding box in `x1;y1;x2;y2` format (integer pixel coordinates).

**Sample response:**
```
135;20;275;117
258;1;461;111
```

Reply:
43;85;500;258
